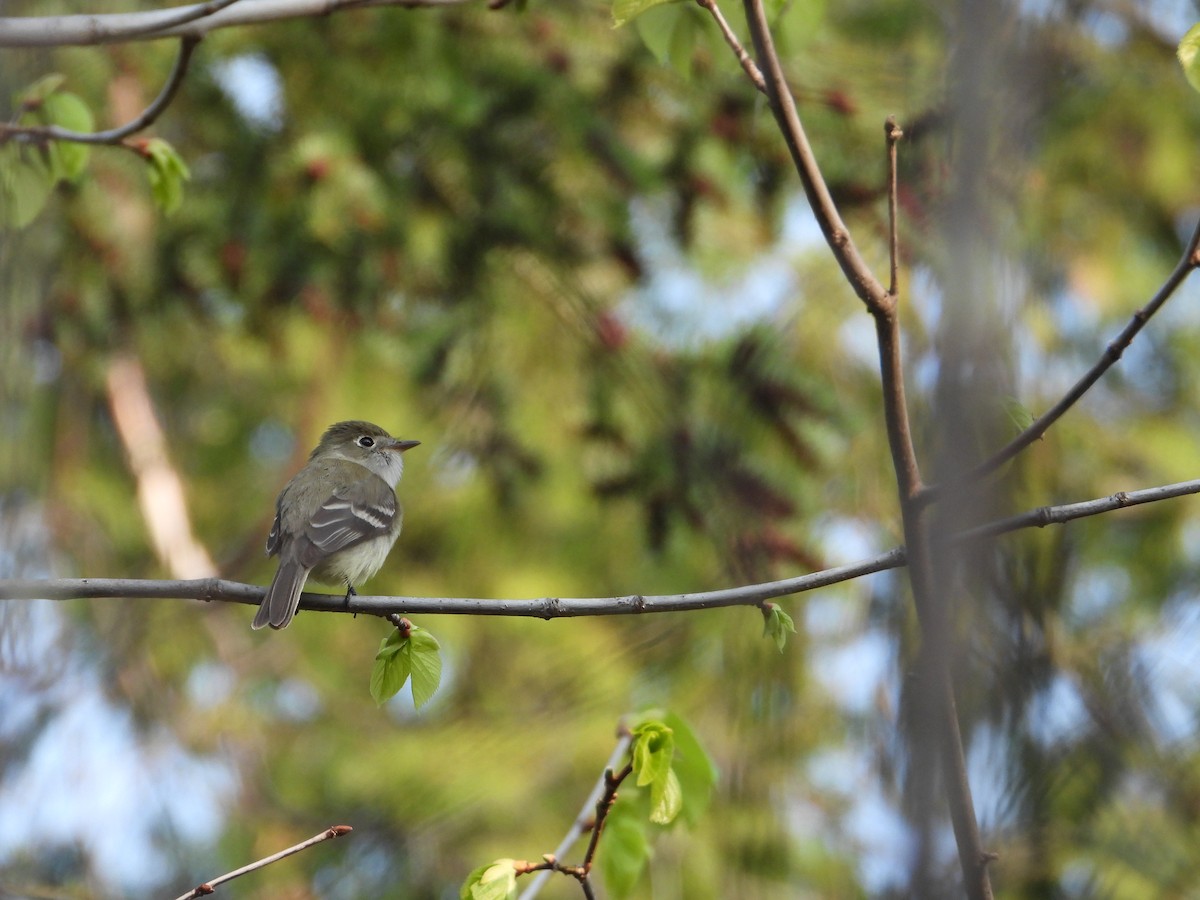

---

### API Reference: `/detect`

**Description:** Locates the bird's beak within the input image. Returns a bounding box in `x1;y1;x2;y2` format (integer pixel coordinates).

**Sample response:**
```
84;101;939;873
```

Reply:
388;438;421;453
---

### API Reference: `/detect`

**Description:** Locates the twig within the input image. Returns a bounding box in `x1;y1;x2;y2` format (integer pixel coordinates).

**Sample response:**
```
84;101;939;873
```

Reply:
3;477;1199;613
922;213;1200;499
514;761;634;898
0;36;200;146
885;115;903;298
954;478;1200;542
0;0;475;48
740;0;888;313
582;763;633;871
694;0;765;93
519;730;634;900
171;825;352;900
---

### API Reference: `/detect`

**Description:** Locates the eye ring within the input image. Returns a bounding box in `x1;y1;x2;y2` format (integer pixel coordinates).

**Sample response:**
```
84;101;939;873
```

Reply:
357;436;376;448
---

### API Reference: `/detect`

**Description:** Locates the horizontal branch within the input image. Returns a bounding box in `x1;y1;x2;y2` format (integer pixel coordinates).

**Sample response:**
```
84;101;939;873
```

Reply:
2;478;1198;617
954;477;1200;542
0;0;473;48
0;549;908;616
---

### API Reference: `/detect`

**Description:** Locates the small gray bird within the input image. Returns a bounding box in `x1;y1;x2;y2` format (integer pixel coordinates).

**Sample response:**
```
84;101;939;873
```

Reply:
253;421;420;630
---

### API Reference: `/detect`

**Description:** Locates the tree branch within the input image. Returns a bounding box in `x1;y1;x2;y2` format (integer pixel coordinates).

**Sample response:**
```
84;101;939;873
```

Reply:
922;212;1200;499
871;107;990;897
581;762;633;872
954;478;1200;542
1;36;200;146
0;550;907;614
740;0;889;313
0;0;475;48
3;477;1198;613
518;730;634;900
170;825;352;900
694;0;765;94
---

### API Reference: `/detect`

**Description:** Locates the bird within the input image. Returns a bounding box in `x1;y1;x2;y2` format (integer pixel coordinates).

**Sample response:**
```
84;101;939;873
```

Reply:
252;421;420;630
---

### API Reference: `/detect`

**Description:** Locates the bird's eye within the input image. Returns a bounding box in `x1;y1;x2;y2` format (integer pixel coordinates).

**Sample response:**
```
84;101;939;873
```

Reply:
357;436;375;448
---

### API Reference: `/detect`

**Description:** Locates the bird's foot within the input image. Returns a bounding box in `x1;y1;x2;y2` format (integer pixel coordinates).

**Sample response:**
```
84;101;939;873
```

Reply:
344;585;357;617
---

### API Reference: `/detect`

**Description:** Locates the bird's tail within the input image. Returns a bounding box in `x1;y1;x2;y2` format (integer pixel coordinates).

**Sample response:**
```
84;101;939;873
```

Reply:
253;558;310;630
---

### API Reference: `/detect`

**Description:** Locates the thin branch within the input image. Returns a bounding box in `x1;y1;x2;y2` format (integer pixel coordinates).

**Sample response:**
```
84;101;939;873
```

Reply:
885;115;903;298
740;0;889;313
3;476;1199;613
954;478;1200;543
515;761;634;899
922;213;1200;499
1;36;200;146
519;731;634;900
0;0;474;48
582;763;632;875
872;119;921;495
694;0;765;93
0;550;907;614
171;825;352;900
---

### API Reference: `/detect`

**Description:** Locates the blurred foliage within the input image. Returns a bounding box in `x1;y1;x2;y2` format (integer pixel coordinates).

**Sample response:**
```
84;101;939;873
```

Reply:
2;0;1200;898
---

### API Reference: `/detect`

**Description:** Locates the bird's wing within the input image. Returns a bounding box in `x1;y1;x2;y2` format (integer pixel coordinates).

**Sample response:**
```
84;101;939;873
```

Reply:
265;505;284;557
294;473;397;569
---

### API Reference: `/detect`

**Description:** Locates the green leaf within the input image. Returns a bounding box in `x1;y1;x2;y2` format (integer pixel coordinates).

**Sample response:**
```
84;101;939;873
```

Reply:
370;631;412;705
649;766;682;824
632;4;677;63
599;803;651;898
761;603;796;652
631;5;719;79
10;86;93;189
40;94;93;183
631;721;674;789
15;73;66;108
42;92;94;181
666;6;702;75
1179;23;1200;94
143;138;191;214
629;719;682;823
41;91;93;134
47;141;90;184
369;624;442;708
0;145;54;228
768;0;827;54
407;627;443;709
613;0;683;29
459;859;518;900
662;712;718;825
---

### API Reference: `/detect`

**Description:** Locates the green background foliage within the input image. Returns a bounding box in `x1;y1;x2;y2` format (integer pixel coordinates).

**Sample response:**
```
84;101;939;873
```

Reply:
3;1;1200;897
